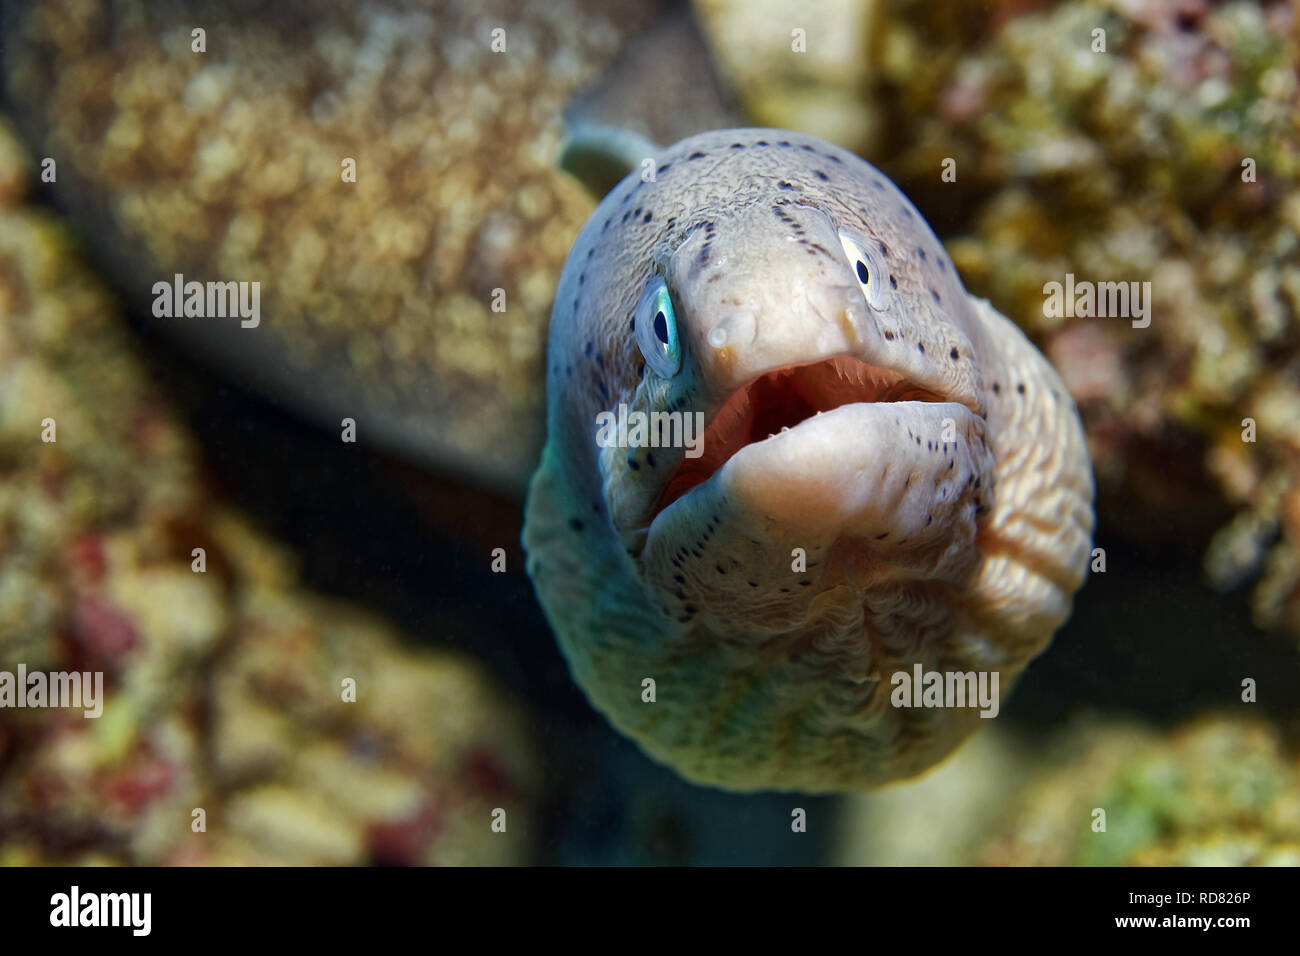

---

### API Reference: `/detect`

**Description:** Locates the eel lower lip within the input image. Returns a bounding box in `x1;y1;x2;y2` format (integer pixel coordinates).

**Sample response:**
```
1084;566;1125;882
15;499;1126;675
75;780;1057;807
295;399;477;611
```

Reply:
652;356;949;520
646;398;979;545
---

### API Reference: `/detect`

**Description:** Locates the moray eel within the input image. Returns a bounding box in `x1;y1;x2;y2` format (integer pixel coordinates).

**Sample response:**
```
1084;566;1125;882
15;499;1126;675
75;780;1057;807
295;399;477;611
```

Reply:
523;128;1094;793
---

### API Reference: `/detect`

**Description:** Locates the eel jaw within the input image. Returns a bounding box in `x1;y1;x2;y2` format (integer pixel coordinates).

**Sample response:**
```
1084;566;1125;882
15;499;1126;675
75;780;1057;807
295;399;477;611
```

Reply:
653;355;951;519
635;351;994;595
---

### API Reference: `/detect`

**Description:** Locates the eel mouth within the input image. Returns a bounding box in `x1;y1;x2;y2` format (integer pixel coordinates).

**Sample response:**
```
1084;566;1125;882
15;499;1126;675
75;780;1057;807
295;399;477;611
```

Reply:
656;356;947;516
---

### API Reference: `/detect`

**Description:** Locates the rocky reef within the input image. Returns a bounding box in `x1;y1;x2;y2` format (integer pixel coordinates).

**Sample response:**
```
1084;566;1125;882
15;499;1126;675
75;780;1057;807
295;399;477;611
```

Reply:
1;0;662;490
0;118;537;864
979;716;1300;866
840;715;1300;865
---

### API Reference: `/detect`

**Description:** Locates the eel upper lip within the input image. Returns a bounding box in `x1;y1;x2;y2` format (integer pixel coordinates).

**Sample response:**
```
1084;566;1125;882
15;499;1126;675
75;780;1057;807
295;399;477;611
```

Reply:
653;355;949;518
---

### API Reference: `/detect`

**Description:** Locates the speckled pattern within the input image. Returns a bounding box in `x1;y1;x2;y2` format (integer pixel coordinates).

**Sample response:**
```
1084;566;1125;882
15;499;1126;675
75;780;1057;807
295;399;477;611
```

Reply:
524;128;1094;792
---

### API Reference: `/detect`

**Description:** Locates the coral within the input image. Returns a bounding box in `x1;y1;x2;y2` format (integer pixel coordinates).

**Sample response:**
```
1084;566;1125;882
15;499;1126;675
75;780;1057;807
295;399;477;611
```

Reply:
2;0;660;489
977;716;1300;866
0;117;537;865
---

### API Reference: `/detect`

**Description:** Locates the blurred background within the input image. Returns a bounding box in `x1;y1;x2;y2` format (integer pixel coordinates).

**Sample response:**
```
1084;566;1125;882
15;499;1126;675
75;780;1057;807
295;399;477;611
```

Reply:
0;0;1298;865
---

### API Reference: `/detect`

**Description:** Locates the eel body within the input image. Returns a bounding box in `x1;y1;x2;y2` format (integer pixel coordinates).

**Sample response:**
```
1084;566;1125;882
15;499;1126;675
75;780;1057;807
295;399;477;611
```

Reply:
525;127;1095;792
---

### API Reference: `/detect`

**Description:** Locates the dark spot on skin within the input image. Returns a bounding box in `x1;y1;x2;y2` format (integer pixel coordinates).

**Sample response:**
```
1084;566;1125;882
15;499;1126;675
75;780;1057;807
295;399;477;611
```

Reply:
931;289;941;303
889;275;897;289
748;581;759;587
602;218;611;231
778;181;795;190
674;573;685;583
569;519;584;532
799;580;811;587
716;564;726;574
730;142;744;149
875;532;889;540
800;144;814;152
918;248;927;261
684;605;697;614
688;151;706;160
627;457;640;471
1017;383;1026;395
637;362;645;379
780;587;789;593
949;460;954;469
826;152;843;164
917;343;925;354
578;273;585;286
992;382;1000;394
878;241;889;256
950;348;959;360
643;212;653;224
884;330;895;341
646;452;656;469
926;515;933;526
657;164;670;175
622;210;632;223
778;140;791;147
755;140;769;146
587;247;595;259
814;170;829;182
584;341;593;357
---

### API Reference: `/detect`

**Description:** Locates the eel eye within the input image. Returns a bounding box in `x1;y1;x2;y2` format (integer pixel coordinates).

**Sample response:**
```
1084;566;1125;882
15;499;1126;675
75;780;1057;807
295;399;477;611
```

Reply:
634;275;681;377
839;230;889;312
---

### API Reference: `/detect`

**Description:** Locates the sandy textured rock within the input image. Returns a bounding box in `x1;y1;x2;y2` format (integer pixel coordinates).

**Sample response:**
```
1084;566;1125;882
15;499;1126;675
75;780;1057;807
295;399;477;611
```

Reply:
0;117;538;865
2;0;661;491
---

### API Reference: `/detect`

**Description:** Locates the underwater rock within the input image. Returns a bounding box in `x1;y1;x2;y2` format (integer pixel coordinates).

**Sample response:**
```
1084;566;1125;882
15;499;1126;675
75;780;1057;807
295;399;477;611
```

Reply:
691;0;881;150
977;716;1300;866
1;0;662;492
839;714;1300;866
0;117;538;865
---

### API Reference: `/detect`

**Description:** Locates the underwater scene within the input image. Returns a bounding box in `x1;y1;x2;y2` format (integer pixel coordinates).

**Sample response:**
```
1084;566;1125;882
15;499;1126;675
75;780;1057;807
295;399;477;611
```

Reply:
0;0;1298;875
